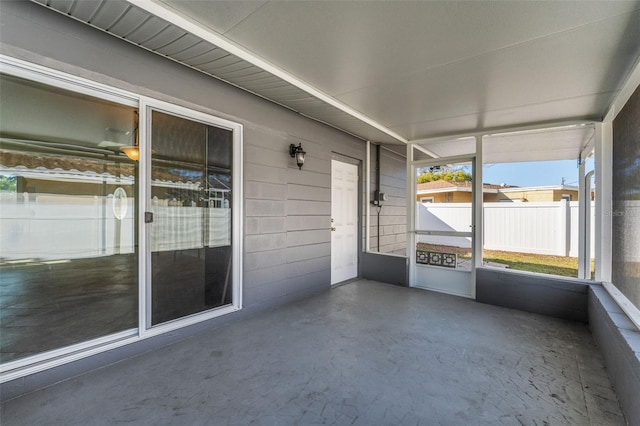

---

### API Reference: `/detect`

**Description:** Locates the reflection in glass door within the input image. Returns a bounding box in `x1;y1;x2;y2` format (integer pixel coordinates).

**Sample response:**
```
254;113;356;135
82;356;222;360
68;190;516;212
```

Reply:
413;157;475;298
0;73;139;364
149;110;234;326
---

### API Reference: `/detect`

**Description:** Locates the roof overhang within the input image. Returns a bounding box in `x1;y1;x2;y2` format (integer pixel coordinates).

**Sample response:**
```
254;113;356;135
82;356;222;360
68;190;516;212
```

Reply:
30;0;405;144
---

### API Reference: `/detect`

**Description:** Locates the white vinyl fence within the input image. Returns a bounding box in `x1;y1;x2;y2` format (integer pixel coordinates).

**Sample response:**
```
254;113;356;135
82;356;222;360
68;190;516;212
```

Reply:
417;201;595;257
0;193;230;260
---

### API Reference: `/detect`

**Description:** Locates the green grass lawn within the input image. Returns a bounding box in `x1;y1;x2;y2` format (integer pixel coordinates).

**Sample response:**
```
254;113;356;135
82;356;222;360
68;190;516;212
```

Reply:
417;243;594;278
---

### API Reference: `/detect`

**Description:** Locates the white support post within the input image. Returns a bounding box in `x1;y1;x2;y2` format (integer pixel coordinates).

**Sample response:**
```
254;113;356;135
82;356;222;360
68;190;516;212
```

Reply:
577;161;587;279
472;135;483;299
138;101;149;334
365;141;371;252
584;170;594;278
407;143;415;287
474;136;483;267
579;168;595;280
594;122;612;282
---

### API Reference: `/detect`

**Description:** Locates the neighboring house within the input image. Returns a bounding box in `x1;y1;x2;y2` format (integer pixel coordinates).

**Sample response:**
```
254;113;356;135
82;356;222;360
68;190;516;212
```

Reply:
416;180;582;203
497;185;580;202
416;180;509;203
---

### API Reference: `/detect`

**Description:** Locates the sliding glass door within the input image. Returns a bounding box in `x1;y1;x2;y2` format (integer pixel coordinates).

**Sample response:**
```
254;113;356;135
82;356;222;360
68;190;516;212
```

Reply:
148;109;236;326
1;59;242;378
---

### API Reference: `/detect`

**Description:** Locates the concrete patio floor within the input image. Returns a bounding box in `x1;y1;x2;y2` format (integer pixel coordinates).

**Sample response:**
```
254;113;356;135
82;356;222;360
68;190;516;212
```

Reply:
0;280;625;425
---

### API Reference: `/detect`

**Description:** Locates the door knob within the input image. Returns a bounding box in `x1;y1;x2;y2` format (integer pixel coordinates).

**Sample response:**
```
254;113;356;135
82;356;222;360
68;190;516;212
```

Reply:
331;227;336;231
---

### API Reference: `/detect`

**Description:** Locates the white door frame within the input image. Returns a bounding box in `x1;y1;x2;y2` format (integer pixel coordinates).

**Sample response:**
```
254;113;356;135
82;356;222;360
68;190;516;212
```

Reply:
408;154;477;298
140;98;243;334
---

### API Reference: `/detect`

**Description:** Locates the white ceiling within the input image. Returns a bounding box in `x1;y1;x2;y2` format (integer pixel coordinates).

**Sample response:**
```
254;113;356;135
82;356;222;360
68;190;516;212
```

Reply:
483;124;595;163
412;124;596;163
32;0;640;149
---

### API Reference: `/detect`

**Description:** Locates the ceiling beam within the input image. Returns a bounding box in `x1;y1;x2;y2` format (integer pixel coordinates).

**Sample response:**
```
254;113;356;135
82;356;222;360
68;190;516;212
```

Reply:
408;119;596;146
413;144;439;159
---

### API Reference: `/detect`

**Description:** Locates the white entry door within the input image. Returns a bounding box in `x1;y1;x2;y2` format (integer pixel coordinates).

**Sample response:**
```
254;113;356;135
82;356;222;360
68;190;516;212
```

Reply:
331;159;359;285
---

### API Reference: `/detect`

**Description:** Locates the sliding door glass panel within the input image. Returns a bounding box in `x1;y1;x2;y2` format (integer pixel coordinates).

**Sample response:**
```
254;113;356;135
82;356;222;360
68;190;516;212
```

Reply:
150;111;233;326
0;74;138;363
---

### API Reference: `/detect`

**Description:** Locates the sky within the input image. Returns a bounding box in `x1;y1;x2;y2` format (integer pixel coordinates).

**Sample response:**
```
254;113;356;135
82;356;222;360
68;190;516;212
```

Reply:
440;159;595;188
483;159;594;188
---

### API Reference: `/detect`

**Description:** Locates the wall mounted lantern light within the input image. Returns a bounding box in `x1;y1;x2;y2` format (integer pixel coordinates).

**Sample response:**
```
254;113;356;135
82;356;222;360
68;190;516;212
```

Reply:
289;143;306;170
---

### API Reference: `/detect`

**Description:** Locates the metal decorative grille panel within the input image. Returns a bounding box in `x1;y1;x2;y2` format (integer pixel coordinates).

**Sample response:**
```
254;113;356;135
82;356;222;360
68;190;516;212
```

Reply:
416;250;457;268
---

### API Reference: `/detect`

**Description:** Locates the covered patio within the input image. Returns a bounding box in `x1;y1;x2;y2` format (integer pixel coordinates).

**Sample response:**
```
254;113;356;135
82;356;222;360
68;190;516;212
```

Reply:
1;1;639;424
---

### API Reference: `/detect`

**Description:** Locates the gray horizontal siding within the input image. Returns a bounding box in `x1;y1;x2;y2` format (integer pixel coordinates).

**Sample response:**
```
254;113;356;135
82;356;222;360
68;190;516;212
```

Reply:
369;147;408;256
244;163;288;184
245;217;287;235
286;243;331;263
244;264;289;288
288;184;331;201
244;269;329;307
242;125;359;308
245;182;287;200
287;215;329;231
287;169;331;188
245;200;287;217
244;144;290;169
287;200;331;216
245;249;287;271
286;256;331;279
245;233;287;253
286;230;331;247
